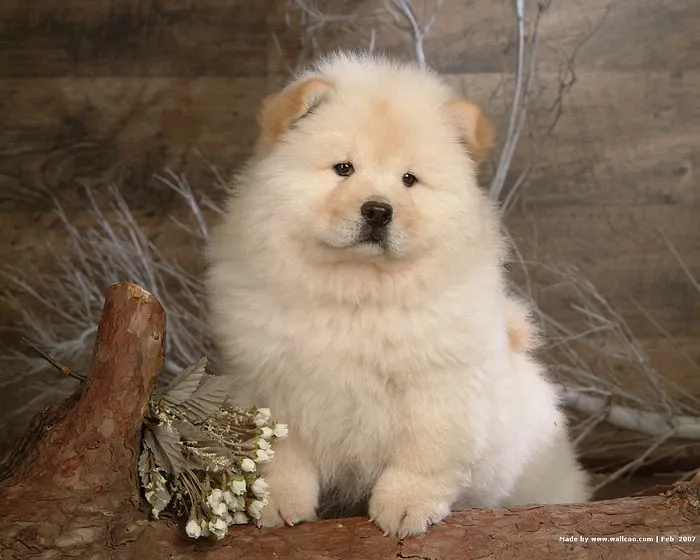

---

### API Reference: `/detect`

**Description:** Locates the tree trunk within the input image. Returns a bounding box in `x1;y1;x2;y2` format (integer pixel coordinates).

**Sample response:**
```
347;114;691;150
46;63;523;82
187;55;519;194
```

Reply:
1;282;698;559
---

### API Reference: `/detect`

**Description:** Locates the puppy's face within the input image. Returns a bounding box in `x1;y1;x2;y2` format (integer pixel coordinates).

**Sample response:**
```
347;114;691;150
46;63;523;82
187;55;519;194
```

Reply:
247;69;494;266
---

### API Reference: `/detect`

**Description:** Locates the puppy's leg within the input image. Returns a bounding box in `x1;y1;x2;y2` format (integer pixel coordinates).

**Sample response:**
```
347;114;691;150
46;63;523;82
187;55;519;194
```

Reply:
505;426;592;506
258;435;320;528
368;389;471;538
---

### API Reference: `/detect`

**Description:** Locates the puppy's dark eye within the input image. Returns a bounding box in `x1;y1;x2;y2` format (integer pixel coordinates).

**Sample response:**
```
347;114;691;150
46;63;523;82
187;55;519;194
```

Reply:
333;162;354;177
402;173;418;187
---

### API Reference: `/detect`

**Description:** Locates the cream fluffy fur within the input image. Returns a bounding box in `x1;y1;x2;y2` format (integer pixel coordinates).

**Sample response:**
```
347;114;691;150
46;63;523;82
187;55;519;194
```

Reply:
206;52;591;538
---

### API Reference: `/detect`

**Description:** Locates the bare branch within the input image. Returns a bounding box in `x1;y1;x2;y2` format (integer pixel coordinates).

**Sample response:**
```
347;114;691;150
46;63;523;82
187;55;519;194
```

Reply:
385;0;444;69
557;385;700;441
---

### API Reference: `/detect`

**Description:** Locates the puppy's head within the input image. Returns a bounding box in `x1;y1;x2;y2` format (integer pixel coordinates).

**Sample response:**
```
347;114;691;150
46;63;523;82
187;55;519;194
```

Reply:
242;53;497;268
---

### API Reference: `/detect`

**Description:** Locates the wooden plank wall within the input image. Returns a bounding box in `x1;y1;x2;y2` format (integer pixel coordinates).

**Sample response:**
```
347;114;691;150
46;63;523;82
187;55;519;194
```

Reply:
0;0;293;440
0;0;289;213
1;0;698;448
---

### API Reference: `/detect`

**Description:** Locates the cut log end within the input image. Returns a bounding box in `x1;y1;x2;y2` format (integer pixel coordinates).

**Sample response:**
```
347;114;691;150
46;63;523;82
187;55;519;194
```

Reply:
125;281;157;303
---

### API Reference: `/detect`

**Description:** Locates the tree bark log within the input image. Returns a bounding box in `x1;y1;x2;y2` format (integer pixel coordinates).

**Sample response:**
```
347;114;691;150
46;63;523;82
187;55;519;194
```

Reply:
1;282;698;559
0;281;165;557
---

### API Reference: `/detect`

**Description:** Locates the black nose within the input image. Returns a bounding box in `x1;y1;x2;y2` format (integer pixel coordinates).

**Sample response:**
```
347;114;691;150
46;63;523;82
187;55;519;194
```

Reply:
360;201;393;228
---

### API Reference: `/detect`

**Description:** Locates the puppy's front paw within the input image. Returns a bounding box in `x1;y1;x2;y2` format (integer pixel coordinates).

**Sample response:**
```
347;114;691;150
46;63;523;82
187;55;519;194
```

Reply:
368;470;452;538
257;473;319;528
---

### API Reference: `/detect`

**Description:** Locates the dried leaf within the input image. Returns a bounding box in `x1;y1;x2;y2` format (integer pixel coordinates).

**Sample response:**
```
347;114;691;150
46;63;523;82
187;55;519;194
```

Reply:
160;357;208;406
175;420;237;470
138;448;172;518
143;423;189;475
175;420;210;443
178;376;235;423
138;447;152;489
150;490;172;518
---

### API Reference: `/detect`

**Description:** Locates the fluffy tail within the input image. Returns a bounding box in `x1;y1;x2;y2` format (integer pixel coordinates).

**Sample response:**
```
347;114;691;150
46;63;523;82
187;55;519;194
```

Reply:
504;297;542;353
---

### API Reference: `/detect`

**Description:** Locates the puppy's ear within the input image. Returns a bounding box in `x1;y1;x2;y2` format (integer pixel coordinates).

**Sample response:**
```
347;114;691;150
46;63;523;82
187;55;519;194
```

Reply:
442;99;495;167
257;77;333;152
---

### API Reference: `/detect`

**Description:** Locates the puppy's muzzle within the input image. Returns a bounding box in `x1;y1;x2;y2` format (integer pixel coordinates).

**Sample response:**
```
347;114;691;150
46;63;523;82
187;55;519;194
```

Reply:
361;201;393;228
357;200;393;246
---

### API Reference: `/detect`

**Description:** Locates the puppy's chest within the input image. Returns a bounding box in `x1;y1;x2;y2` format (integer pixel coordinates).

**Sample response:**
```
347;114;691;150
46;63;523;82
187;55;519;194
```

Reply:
257;301;448;376
247;302;414;475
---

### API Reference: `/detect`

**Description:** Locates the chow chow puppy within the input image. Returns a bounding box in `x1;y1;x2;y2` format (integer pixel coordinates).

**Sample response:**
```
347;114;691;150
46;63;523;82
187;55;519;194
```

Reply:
206;51;590;538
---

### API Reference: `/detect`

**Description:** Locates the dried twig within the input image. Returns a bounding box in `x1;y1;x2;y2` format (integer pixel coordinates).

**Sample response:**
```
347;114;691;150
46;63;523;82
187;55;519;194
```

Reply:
385;0;444;69
489;0;552;202
557;385;700;440
511;262;700;463
0;174;221;430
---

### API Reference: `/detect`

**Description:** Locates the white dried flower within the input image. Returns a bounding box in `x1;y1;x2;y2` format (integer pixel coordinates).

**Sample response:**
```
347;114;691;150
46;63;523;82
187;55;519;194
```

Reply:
209;517;228;540
229;476;247;495
248;499;266;519
251;478;270;498
273;423;288;439
224;491;245;512
223;490;235;506
212;501;228;517
186;518;202;539
232;511;249;525
254;408;272;427
259;426;273;440
257;438;271;451
200;522;210;537
207;489;223;509
254;449;271;463
241;458;256;472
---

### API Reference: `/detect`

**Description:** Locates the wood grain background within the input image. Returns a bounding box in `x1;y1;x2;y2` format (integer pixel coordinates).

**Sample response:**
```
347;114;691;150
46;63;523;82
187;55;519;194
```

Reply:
1;0;698;468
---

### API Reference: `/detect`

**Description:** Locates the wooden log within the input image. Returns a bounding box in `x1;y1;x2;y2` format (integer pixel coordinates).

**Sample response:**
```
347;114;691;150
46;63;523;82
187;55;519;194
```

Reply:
0;281;166;555
0;281;698;559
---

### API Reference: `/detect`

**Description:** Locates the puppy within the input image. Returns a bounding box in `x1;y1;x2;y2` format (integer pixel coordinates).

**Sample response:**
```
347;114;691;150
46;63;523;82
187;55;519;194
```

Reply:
206;51;590;538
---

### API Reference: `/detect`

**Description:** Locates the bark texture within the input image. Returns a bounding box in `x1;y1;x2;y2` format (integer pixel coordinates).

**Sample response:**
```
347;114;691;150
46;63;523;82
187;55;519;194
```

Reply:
0;282;698;559
0;282;166;557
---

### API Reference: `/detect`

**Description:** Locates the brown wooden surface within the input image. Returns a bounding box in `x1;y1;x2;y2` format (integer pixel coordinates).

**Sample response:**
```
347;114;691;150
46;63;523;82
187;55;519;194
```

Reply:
3;492;694;560
0;76;266;210
0;0;698;468
0;0;271;78
0;0;294;211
